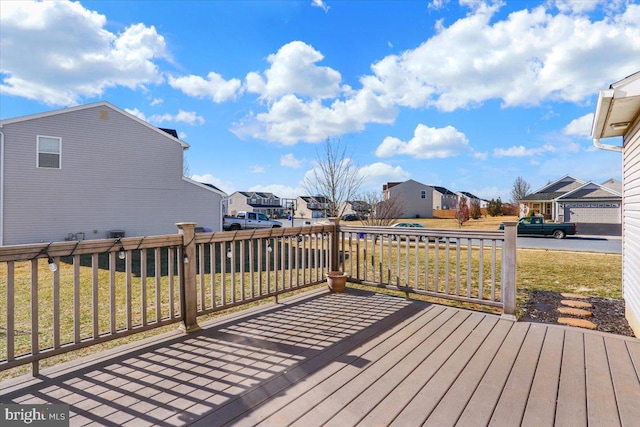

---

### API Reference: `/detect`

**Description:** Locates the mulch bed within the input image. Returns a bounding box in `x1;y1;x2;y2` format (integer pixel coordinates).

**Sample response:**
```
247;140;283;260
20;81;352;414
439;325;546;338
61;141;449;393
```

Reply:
521;290;636;337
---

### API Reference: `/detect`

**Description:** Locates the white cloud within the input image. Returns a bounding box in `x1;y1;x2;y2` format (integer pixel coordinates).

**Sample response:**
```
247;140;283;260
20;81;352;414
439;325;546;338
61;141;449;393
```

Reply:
248;184;302;199
245;41;343;102
473;151;489;160
168;72;242;103
190;173;233;195
281;153;304;168
357;162;411;191
250;165;265;173
563;113;594;137
125;108;147;121
311;0;330;13
375;124;469;159
150;110;205;125
0;1;169;106
361;2;640;111
553;0;602;14
178;131;187;139
493;143;557;157
150;97;163;106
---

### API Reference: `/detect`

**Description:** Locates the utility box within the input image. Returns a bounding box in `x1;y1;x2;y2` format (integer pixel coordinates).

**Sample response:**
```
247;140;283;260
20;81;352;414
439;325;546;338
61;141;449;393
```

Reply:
108;230;125;238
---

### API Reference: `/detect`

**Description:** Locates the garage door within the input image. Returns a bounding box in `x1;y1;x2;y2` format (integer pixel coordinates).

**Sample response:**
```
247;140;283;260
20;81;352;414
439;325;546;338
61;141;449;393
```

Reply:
563;202;621;223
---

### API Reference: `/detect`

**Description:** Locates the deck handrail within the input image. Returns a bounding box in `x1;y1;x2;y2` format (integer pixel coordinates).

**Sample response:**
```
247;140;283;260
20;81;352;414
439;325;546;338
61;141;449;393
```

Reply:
0;221;516;376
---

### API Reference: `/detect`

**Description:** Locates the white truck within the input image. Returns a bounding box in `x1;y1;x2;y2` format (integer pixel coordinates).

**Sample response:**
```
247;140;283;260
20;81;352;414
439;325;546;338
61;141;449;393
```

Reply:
223;211;283;231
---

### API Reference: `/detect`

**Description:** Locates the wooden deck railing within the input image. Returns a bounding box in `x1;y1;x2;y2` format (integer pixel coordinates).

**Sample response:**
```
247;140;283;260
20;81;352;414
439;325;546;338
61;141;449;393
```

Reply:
0;221;516;376
336;223;517;317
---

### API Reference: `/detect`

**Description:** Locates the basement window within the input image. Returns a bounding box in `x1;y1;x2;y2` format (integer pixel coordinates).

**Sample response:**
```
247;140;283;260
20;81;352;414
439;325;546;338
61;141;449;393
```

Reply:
37;136;61;168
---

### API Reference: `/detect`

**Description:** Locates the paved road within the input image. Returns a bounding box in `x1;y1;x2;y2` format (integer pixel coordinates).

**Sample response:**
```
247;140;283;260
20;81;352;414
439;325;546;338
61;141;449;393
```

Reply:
518;235;621;253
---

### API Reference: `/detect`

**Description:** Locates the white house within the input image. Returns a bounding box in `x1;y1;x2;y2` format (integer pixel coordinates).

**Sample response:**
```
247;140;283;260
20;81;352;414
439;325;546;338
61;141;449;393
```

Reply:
296;196;330;219
227;191;282;218
383;180;433;219
519;175;622;223
0;101;226;245
592;70;640;336
430;186;458;210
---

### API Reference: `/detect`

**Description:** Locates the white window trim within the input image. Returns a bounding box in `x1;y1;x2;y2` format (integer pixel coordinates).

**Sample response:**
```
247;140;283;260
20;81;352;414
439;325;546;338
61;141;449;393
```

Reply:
37;135;62;169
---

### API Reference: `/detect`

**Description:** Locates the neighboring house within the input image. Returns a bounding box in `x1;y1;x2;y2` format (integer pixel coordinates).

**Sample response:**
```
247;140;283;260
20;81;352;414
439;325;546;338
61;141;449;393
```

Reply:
227;191;282;217
556;181;622;223
519;175;585;220
0;101;226;246
430;186;458;210
383;179;433;218
341;200;370;217
520;175;622;223
296;196;330;218
456;191;487;209
592;70;640;336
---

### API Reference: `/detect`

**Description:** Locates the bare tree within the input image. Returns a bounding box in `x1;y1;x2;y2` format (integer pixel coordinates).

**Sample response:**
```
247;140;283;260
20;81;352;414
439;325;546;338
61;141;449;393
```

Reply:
303;138;364;218
456;195;470;227
360;191;405;227
510;176;531;204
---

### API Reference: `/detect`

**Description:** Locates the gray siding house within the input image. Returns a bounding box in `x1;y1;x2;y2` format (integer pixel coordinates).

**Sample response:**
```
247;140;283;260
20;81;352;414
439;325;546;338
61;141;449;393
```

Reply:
592;71;640;337
227;191;282;217
431;186;458;210
0;101;226;245
383;180;433;219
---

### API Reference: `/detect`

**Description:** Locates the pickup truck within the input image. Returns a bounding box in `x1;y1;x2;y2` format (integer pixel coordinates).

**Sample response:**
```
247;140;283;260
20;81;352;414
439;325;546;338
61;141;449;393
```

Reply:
223;211;283;231
499;217;577;239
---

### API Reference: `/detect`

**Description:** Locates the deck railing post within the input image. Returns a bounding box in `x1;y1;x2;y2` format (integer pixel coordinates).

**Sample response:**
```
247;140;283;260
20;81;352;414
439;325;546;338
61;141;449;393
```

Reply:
501;221;517;320
176;222;200;332
328;218;340;272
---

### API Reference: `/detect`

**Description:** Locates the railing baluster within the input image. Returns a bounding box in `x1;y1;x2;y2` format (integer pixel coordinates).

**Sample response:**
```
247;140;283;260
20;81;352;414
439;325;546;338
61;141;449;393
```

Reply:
198;244;205;312
92;253;99;338
478;239;484;300
141;249;147;326
250;239;255;299
6;261;15;362
31;259;39;376
455;240;461;296
169;246;176;317
445;238;450;295
491;240;497;301
467;239;472;298
73;255;81;343
240;239;245;301
221;243;227;306
126;250;132;329
156;248;162;322
109;252;116;335
53;256;60;349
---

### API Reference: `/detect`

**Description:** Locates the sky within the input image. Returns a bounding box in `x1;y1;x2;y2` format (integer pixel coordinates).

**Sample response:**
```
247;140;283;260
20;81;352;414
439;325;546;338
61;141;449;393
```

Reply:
1;0;639;202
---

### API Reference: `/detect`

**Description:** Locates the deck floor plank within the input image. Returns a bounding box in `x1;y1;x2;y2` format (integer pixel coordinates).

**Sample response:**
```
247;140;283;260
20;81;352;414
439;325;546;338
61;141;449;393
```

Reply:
353;312;485;427
423;319;515;427
604;337;640;426
520;326;564;427
389;315;503;426
1;289;638;427
228;304;448;427
455;322;531;426
554;328;587;427
585;334;621;426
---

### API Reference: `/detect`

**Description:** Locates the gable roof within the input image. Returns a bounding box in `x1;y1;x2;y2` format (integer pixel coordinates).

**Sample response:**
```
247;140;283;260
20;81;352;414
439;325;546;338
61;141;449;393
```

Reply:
557;181;622;200
458;191;480;199
431;186;456;195
0;101;189;149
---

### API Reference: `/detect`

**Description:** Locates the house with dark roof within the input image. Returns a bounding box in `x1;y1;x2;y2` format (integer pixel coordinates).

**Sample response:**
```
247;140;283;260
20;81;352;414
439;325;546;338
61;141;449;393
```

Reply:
520;175;621;223
227;191;283;217
456;191;488;209
296;195;330;219
430;186;458;210
0;101;226;245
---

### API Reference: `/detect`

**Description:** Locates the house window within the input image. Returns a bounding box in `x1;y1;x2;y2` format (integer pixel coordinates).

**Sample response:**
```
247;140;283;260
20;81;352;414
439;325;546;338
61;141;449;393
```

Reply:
420;190;426;199
37;136;61;168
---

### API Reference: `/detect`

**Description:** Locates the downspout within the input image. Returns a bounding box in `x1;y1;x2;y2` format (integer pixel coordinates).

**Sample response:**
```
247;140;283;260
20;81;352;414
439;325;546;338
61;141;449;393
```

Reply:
593;137;623;152
0;130;4;246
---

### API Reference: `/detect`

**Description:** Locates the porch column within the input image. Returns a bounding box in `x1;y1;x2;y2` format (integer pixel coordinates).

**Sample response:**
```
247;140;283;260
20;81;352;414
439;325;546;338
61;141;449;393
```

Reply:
501;221;517;320
176;222;200;333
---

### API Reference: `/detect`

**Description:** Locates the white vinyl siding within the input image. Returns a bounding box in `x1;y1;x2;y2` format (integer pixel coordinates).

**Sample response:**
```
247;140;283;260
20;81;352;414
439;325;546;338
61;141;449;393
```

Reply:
37;135;61;168
623;129;640;336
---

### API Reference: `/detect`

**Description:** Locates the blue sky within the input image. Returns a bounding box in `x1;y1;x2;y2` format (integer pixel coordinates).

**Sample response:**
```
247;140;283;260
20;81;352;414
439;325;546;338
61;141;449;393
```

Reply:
2;0;639;201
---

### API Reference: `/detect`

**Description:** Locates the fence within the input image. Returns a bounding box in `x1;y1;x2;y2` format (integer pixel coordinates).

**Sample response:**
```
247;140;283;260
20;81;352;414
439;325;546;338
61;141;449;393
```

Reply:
0;221;516;376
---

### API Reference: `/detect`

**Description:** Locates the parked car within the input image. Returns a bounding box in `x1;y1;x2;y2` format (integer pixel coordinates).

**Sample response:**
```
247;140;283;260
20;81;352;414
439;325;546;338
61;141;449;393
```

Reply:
499;216;577;239
341;213;363;221
390;222;427;241
223;211;283;231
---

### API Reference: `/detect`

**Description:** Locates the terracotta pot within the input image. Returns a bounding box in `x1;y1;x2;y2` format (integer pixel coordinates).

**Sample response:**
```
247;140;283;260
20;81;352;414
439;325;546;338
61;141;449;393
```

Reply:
326;271;347;293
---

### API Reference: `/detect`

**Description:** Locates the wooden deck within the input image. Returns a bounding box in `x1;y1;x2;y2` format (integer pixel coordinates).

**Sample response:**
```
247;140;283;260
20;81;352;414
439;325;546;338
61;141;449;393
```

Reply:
2;288;639;426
